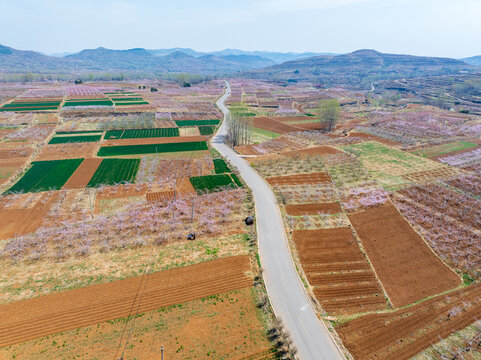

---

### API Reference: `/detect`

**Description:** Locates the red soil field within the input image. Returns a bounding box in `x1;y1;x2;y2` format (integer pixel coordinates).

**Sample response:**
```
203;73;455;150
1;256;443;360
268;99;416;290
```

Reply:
62;158;103;190
36;143;98;161
176;176;196;196
348;204;461;307
337;284;481;360
285;202;342;216
102;135;209;147
282;146;343;158
252;117;302;134
0;192;59;240
236;348;278;360
293;122;327;131
293;227;387;315
235;145;259;156
146;190;176;203
0;255;252;347
348;132;401;146
266;171;331;186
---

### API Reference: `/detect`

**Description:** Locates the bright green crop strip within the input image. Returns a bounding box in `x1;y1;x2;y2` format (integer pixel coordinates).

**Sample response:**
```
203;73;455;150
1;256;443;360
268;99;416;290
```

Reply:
175;120;220;127
114;101;149;106
0;106;59;112
48;135;102;144
63;100;113;107
97;141;208;156
213;159;231;174
6;159;83;193
87;158;140;187
230;173;243;188
189;174;238;194
198;126;215;135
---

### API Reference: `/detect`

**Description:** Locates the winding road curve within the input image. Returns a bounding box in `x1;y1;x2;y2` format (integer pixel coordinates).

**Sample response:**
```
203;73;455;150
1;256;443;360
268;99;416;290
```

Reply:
211;82;343;360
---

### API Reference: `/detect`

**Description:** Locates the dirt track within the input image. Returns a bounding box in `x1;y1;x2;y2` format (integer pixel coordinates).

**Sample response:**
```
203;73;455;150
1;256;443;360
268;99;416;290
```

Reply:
0;255;251;347
349;204;461;307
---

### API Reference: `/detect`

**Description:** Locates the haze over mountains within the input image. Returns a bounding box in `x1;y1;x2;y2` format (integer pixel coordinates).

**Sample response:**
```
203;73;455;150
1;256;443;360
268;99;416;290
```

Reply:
0;44;479;88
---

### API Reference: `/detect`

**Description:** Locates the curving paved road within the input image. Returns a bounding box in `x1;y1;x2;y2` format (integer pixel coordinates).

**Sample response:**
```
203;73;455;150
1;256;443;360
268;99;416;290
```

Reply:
211;82;343;360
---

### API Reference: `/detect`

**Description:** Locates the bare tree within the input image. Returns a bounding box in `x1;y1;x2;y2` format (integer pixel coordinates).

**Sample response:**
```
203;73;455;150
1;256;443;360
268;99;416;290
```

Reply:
318;99;340;132
225;111;253;147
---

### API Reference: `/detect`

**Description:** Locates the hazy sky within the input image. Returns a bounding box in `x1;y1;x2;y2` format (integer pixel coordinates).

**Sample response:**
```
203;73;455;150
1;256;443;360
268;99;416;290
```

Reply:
0;0;480;58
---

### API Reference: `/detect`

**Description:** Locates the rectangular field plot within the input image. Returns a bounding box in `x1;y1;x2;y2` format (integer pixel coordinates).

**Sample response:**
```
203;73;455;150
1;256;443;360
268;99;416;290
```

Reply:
87;158;140;187
175;119;220;127
0;100;62;112
6;159;83;193
266;172;331;186
198;125;215;135
190;174;239;194
97;141;208;156
0;256;251;348
293;227;387;315
348;204;461;307
63;99;113;107
104;128;179;140
62;158;103;190
213;158;231;174
336;284;481;360
48;134;102;144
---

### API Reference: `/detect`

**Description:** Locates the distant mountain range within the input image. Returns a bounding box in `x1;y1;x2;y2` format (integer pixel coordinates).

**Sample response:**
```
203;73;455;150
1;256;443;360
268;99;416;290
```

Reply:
245;49;478;87
0;45;479;87
462;56;481;66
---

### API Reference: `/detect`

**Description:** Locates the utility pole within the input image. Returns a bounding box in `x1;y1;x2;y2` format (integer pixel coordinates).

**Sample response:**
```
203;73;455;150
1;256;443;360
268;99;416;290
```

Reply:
161;345;164;360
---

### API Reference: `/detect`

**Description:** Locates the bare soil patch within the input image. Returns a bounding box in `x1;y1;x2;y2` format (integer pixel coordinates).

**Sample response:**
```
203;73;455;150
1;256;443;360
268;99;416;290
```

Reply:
348;204;461;307
146;190;176;203
62;158;102;190
293;227;387;315
0;255;251;347
35;143;98;161
337;284;481;360
253;116;302;134
0;192;59;240
266;171;331;186
285;202;342;216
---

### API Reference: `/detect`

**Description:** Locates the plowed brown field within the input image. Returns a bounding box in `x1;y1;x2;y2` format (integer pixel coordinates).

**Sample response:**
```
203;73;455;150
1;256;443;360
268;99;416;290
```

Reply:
285;202;342;216
293;122;327;131
102;135;209;147
337;284;481;360
403;167;458;182
0;192;59;240
0;255;252;347
36;143;98;161
266;172;331;186
293;227;387;315
252;117;302;134
146;190;176;203
348;204;461;307
62;158;102;190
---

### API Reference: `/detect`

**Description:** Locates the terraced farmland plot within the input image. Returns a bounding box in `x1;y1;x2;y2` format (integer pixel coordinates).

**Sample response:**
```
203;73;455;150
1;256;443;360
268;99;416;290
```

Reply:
0;255;252;348
190;174;239;194
175;119;220;127
6;159;83;193
87;158;140;187
48;134;102;144
105;127;179;139
293;227;387;315
349;204;461;307
337;284;481;360
97;141;208;156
